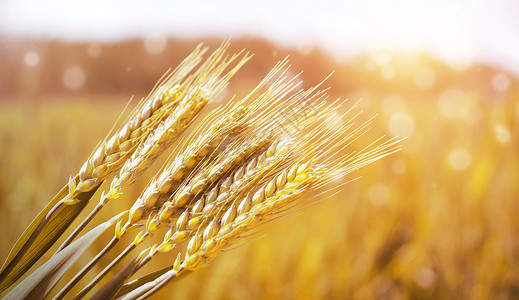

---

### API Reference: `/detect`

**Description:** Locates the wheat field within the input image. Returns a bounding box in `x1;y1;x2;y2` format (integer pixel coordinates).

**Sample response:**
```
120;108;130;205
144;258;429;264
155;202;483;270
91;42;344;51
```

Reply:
0;40;518;299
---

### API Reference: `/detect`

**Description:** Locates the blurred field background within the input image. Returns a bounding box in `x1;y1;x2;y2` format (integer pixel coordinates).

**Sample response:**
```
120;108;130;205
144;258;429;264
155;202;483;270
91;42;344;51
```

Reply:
1;1;519;299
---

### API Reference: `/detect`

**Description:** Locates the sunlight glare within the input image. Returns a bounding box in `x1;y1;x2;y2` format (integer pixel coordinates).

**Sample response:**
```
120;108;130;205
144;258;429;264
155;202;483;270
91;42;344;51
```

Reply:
449;147;472;171
388;112;414;137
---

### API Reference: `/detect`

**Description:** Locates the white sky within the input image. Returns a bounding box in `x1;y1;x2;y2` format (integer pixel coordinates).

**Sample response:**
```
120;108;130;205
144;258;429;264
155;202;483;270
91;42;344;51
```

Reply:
1;0;519;75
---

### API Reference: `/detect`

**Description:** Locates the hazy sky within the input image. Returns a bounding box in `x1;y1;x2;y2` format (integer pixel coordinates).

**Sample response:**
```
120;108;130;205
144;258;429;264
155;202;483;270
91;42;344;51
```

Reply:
1;0;519;74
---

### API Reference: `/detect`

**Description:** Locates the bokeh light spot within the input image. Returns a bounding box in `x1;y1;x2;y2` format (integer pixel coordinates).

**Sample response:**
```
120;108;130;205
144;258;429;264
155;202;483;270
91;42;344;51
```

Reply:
437;88;482;124
368;183;390;206
87;44;102;58
494;124;511;144
296;40;313;55
365;60;377;71
437;88;470;120
414;66;436;90
414;268;437;289
491;73;510;92
381;65;395;80
373;51;391;65
449;147;472;171
24;51;40;67
382;95;405;114
144;34;167;55
391;159;406;174
63;67;86;90
388;112;414;137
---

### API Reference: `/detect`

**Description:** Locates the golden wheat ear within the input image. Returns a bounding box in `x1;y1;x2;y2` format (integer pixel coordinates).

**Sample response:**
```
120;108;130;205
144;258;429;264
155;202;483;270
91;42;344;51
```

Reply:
56;43;252;252
107;84;402;300
0;42;250;294
54;60;297;300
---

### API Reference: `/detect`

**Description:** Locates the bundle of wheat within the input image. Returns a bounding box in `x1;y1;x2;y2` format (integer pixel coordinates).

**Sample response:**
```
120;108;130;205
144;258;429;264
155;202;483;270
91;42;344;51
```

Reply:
0;41;402;300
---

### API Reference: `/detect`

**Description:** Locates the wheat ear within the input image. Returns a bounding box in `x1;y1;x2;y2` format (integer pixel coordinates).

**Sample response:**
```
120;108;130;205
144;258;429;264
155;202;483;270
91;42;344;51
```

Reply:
56;44;252;253
113;98;403;300
111;88;332;292
112;82;332;280
73;132;280;295
127;136;293;275
98;44;251;208
120;160;323;300
60;57;305;299
123;58;299;226
125;61;308;230
71;44;208;199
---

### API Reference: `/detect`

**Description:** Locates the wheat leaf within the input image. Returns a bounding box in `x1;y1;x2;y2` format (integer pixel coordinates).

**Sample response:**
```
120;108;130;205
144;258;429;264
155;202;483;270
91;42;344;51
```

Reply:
0;177;100;292
3;211;125;300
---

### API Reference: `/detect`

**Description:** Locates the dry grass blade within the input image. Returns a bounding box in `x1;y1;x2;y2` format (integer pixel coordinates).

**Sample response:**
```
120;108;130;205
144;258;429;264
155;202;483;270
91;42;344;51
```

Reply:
115;265;176;299
52;236;120;299
72;243;138;300
119;268;180;300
